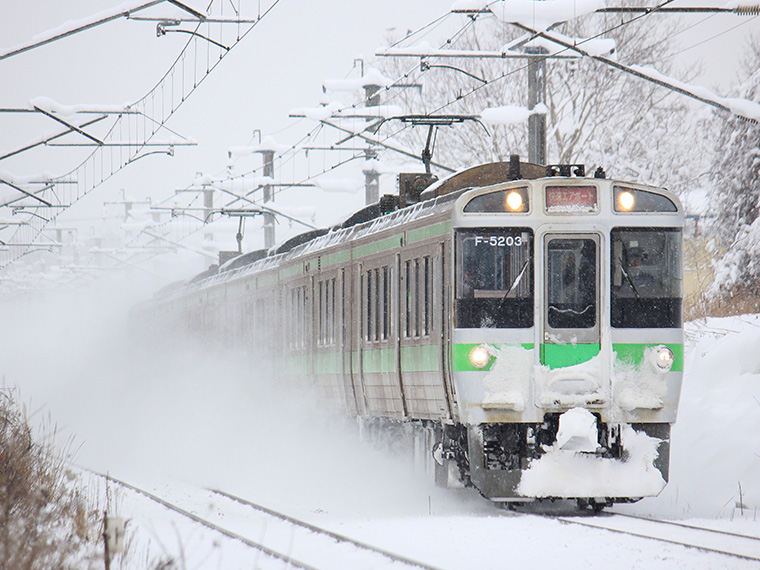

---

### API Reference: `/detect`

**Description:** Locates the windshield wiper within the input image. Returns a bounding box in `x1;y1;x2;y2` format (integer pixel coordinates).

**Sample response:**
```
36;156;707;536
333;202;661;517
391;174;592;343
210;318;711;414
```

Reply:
618;256;643;303
497;259;529;312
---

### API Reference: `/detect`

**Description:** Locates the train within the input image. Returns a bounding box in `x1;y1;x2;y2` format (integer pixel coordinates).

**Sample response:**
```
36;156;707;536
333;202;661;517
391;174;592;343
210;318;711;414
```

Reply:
135;156;684;510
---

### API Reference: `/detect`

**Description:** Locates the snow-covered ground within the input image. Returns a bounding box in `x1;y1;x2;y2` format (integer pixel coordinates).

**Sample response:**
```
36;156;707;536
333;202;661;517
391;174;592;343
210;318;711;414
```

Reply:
2;288;759;568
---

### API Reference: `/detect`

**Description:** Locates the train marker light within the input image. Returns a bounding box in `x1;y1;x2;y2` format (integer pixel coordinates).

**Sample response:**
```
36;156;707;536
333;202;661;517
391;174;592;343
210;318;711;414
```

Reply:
506;191;523;211
618;190;635;211
647;345;674;373
469;345;493;369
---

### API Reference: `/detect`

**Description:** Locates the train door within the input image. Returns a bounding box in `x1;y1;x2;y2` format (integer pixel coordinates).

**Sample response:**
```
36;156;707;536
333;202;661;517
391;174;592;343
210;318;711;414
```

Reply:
541;234;600;369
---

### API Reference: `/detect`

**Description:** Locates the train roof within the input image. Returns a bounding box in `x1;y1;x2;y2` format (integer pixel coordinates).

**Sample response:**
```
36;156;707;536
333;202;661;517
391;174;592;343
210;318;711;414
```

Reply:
166;160;680;299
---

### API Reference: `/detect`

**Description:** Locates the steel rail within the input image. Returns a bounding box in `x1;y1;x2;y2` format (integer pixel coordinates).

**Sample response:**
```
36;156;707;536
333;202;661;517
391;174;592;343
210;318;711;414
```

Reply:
88;472;319;570
558;513;760;562
614;512;760;543
209;488;442;570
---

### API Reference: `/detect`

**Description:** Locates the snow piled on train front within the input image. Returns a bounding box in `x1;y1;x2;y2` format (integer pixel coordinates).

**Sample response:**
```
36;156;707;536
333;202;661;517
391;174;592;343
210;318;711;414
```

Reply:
517;411;666;498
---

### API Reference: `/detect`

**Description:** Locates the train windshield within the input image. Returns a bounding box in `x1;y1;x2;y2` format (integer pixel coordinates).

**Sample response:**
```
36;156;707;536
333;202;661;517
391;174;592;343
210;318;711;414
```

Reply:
611;227;682;328
546;238;597;329
455;228;533;328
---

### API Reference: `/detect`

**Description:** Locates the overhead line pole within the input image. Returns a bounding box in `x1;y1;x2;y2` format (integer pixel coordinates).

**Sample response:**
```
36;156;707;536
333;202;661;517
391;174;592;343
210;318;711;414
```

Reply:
511;22;759;122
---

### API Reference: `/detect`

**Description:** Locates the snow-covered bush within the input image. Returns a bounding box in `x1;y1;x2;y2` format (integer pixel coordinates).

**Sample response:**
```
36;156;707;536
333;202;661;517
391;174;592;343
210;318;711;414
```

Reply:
0;388;100;569
706;34;760;315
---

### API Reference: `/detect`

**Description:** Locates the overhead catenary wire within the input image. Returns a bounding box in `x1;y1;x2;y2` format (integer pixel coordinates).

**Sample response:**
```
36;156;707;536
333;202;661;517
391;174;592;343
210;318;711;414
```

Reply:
151;0;684;227
108;1;759;274
0;0;285;271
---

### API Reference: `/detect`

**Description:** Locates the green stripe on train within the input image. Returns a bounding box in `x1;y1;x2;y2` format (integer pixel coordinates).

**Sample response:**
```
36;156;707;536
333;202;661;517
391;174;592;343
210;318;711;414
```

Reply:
613;343;684;372
285;353;309;376
320;250;351;269
314;351;341;375
353;235;404;259
362;347;397;374
278;264;302;279
453;343;534;372
541;343;600;369
452;342;684;372
401;344;440;372
407;221;452;244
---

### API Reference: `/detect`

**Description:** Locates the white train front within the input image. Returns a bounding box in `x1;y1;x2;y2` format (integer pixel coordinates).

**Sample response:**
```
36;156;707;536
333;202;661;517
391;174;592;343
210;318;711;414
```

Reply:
137;160;683;510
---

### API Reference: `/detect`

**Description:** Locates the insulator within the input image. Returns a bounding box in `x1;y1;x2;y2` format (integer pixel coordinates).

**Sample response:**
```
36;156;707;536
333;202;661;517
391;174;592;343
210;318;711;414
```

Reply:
734;5;760;15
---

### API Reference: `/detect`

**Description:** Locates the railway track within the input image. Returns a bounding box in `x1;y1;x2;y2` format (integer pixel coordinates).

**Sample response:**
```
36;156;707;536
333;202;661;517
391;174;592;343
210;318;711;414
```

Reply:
558;512;760;562
97;472;441;570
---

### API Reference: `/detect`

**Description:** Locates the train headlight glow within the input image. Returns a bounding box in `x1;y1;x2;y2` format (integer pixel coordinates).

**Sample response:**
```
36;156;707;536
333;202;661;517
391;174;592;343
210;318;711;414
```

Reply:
647;345;674;373
506;191;523;211
469;345;493;369
618;191;635;211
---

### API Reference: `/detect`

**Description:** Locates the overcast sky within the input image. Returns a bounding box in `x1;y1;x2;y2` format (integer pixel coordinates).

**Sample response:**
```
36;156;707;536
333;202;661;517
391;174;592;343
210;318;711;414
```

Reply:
1;0;758;279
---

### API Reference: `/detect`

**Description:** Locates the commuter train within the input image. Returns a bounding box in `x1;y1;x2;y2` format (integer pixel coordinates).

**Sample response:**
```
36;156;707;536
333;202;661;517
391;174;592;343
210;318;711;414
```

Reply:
137;157;683;509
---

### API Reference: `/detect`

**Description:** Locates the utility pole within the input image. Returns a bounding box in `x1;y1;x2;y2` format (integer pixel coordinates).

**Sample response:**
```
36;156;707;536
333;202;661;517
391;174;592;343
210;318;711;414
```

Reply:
258;148;276;249
362;81;381;205
203;186;214;243
526;46;547;165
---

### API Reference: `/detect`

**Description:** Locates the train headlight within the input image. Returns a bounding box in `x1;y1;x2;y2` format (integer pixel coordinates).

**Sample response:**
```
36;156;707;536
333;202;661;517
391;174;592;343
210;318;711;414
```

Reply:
617;190;635;211
506;191;523;211
469;345;493;369
647;345;674;373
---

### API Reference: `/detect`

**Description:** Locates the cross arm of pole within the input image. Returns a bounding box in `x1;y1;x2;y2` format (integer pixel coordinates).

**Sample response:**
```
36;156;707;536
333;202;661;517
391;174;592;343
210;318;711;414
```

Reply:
0;1;164;62
221;205;318;229
0;0;208;61
319;119;456;173
512;22;759;123
451;3;757;14
152;203;318;230
596;5;759;13
0;177;53;207
142;230;218;260
0;115;107;162
33;106;105;145
164;0;207;20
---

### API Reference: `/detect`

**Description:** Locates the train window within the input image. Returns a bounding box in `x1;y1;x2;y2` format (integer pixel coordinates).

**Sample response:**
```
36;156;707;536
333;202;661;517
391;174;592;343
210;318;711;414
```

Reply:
316;278;336;346
382;267;389;340
364;268;390;343
289;289;295;348
455;228;534;328
302;288;308;348
614;186;677;213
329;278;336;345
405;260;414;338
414;260;421;336
463;187;529;213
611;228;682;328
546;238;597;329
318;281;324;345
423;257;431;336
403;258;432;338
290;286;308;349
365;270;373;342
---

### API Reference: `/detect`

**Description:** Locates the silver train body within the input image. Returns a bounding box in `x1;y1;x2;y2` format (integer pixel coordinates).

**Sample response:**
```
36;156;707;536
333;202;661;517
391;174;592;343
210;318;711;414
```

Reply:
140;161;684;507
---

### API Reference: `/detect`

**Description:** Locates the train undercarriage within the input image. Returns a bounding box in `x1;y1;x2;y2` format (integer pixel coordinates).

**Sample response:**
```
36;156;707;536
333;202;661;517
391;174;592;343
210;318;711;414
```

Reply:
361;414;671;511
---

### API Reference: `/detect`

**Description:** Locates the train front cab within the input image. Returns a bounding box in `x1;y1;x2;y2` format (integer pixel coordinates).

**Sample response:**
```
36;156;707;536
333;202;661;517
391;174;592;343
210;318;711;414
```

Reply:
449;178;684;506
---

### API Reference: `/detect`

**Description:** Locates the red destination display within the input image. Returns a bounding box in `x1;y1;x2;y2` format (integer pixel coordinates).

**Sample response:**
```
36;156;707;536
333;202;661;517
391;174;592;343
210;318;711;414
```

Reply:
545;185;598;211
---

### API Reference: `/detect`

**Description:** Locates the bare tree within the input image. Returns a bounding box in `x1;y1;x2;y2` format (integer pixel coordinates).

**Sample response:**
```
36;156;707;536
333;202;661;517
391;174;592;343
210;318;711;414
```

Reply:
378;4;704;193
706;34;760;312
